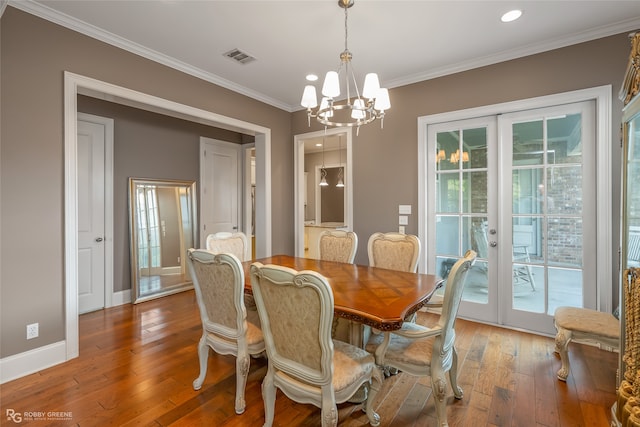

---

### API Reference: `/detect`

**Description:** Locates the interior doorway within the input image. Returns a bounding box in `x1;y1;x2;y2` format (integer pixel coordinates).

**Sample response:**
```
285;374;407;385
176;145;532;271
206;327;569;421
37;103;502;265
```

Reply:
294;128;353;258
64;71;272;361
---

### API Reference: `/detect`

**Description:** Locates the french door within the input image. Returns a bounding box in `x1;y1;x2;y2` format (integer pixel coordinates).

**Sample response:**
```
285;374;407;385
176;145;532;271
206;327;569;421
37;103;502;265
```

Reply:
426;100;597;335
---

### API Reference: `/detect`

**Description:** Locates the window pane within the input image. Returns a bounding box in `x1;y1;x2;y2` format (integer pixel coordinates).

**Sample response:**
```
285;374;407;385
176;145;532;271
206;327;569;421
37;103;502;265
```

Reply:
436;131;459;171
436;172;460;213
548;113;582;165
548;218;583;268
463;171;487;213
436;216;459;255
513;120;543;165
547;166;582;215
512;169;543;215
548;267;583;314
513;216;544;264
462;127;487;169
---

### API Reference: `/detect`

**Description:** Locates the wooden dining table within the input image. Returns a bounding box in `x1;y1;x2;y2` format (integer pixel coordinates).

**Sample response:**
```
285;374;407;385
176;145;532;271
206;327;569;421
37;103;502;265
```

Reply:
242;254;443;335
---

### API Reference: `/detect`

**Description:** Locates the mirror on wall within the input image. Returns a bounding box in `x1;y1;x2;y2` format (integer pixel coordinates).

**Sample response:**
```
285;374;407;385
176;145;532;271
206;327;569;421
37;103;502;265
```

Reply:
129;178;197;303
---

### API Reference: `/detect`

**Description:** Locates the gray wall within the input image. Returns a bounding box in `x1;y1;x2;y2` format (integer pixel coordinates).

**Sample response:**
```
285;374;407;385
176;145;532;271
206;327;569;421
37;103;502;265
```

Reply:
0;5;631;360
1;7;292;358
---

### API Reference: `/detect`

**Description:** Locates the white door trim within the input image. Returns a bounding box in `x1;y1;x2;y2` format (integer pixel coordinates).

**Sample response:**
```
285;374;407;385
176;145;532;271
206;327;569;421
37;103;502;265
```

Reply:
64;71;272;361
418;85;612;314
293;128;353;257
77;112;114;311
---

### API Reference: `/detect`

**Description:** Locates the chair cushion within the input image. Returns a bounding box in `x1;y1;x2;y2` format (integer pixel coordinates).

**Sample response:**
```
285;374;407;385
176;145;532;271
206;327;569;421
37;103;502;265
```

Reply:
554;306;619;339
245;307;264;345
332;340;376;392
365;323;434;368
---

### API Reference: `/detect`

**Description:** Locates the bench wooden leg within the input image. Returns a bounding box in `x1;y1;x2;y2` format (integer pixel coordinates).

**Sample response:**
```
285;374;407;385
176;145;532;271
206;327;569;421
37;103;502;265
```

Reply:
554;326;572;381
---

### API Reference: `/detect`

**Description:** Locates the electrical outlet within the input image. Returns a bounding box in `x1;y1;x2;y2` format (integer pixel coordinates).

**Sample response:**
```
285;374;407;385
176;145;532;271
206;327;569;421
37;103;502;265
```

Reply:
26;323;39;340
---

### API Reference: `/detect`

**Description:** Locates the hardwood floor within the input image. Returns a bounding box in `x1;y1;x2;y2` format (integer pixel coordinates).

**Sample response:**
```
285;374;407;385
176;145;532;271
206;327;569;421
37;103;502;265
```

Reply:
1;290;618;426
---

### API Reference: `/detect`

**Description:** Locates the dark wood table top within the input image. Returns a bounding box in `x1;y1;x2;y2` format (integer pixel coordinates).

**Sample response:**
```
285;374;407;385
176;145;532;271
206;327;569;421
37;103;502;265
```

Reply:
242;255;443;331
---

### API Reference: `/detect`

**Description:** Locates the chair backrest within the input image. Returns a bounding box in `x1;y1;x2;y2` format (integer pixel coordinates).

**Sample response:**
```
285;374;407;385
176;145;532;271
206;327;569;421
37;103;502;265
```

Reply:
436;250;477;356
367;232;421;272
318;230;358;263
187;249;248;339
206;231;250;261
250;262;334;385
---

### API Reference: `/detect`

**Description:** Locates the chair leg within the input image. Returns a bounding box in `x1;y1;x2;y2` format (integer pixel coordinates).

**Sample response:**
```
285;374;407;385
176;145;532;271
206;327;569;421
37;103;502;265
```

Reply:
448;347;463;400
555;327;572;381
192;335;209;390
320;388;338;427
261;367;276;427
431;369;450;427
234;353;250;414
364;367;383;427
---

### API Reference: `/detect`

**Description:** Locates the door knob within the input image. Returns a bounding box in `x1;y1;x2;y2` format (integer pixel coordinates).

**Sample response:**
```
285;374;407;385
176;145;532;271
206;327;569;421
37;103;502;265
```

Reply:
489;241;497;247
95;237;104;242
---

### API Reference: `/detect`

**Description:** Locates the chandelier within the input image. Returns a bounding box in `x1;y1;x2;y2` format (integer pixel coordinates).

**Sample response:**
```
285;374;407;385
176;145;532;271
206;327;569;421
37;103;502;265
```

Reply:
300;0;390;134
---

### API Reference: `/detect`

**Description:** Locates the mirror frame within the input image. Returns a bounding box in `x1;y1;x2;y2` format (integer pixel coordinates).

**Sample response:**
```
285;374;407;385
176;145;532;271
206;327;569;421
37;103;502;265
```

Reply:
128;177;198;303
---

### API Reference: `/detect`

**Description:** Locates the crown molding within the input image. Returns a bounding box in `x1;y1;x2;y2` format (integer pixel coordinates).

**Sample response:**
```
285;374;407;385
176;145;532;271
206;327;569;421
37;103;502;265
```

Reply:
386;16;640;92
8;0;293;112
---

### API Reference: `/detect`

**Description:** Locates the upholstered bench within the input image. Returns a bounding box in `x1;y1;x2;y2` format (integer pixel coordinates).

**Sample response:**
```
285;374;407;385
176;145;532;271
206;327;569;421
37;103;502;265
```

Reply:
553;306;619;381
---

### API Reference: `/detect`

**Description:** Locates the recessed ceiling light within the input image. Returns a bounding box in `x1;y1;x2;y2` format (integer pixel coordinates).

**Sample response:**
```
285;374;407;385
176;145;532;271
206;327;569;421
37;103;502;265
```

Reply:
306;74;319;82
501;9;522;23
315;143;323;147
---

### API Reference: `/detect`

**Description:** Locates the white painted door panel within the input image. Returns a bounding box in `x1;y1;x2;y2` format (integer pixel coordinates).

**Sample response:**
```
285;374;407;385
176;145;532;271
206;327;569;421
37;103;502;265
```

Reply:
78;120;105;314
200;138;240;247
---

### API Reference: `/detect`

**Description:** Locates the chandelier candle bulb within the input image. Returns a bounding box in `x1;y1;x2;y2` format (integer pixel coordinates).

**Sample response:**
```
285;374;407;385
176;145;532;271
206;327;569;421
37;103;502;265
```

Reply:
362;73;380;99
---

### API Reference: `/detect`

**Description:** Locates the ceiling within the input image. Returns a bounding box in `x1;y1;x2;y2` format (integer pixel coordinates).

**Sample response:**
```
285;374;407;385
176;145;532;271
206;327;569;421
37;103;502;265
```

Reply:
10;0;640;116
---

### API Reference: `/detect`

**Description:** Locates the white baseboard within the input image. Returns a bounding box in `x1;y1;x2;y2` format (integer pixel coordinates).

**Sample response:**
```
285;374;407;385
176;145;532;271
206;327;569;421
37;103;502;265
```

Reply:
1;292;131;384
0;341;67;384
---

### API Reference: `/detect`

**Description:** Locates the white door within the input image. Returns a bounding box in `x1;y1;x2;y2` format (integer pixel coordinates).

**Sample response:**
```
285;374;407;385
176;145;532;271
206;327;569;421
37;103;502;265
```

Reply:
499;101;596;334
428;116;499;324
200;137;241;247
427;101;597;336
78;119;106;314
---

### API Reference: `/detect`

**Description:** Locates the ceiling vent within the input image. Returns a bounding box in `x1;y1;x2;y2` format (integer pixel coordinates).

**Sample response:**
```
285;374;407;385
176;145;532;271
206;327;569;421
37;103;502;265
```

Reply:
223;48;256;65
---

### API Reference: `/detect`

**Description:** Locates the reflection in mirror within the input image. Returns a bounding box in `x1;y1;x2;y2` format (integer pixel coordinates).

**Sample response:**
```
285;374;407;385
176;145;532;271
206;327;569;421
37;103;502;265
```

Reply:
319;167;345;223
129;178;197;303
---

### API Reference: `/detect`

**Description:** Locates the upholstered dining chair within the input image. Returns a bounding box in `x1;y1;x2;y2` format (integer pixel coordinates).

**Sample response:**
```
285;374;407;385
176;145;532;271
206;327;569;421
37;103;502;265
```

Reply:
365;250;477;427
367;232;421;273
249;262;383;427
206;231;250;261
318;230;358;341
368;232;421;323
205;231;256;310
187;249;265;415
318;230;358;263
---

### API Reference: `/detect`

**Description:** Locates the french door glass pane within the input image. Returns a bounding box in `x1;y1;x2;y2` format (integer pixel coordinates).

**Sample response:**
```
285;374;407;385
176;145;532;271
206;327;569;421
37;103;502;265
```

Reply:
435;126;489;304
511;112;584;315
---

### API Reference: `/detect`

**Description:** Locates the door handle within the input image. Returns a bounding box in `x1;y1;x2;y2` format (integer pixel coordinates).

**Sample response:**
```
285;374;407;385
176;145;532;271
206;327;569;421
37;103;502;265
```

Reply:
232;226;238;230
489;241;497;247
95;237;104;242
